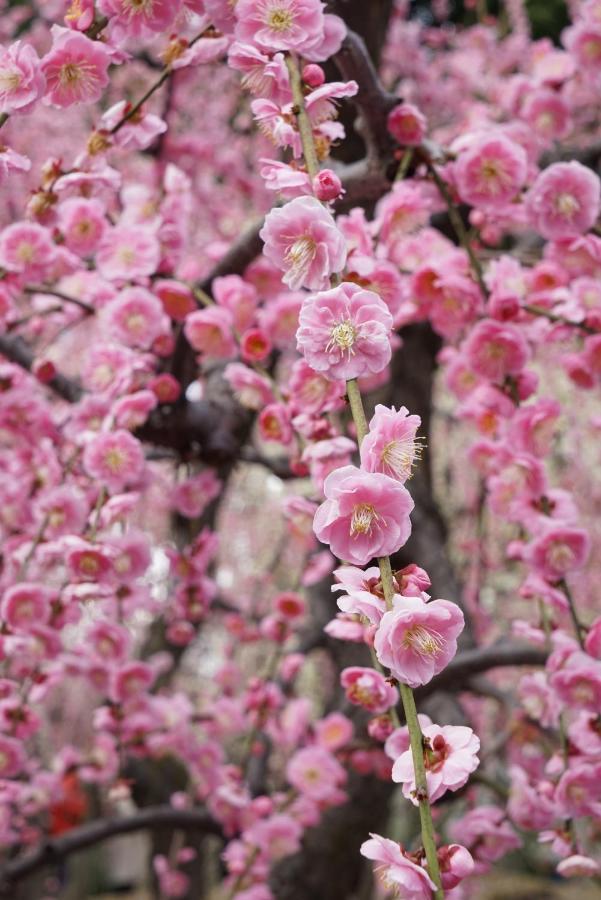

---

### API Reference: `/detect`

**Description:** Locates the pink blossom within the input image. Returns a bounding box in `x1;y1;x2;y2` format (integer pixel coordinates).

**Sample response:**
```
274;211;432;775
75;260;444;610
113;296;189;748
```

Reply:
35;485;88;538
0;41;45;115
521;89;572;142
260;159;312;199
83;430;145;492
288;359;344;414
0;735;25;777
360;833;436;898
286;745;346;802
374;595;464;688
0;222;55;280
98;0;182;37
449;806;521;867
314;712;353;750
66;540;113;583
57;197;107;256
313;169;343;202
528;525;590;581
437;844;474;890
96;226;161;282
302;436;355;490
258;403;293;445
526;162;601;240
155;281;196;322
555;764;601;818
41;30;110;108
112;390;157;430
551;656;601;711
260;196;346;291
214;275;259;333
228;44;291;102
103;288;167;349
296;282;393;381
341;667;398;714
111;662;155;703
360;404;422;483
235;0;325;53
557;855;600;878
100;101;167;151
1;583;52;631
387;103;427;146
454;134;527;210
313;465;414;566
463;318;530;382
184;307;236;358
0;145;31;184
392;723;479;803
240;328;272;363
64;0;95;30
223;363;274;410
172;471;222;518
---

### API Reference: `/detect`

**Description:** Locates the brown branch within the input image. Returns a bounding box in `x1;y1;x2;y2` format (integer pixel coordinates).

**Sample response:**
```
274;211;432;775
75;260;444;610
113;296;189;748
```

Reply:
0;334;82;403
0;806;221;892
416;641;548;700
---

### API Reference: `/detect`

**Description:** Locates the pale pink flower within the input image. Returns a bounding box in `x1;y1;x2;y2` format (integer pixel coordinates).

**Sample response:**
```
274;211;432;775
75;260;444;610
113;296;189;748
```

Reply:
313;465;414;565
245;813;303;861
302;436;356;490
528;525;590;581
288;358;344;414
387;103;427;146
100;101;167;151
172;471;222;518
521;89;571;142
261;159;312;199
80;343;136;396
301;13;346;62
258;403;294;445
463;318;530;382
341;667;398;714
314;712;353;750
235;0;325;53
392;723;480;803
228;43;291;102
0;145;31;184
557;855;600;878
214;275;258;333
296;282;393;381
526;162;601;240
184;307;236;358
313;169;343;202
454;134;527;210
103;287;167;349
286;745;346;802
565;21;601;71
449;806;521;866
223;363;274;409
374;595;464;688
111;661;155;703
41;30;111;108
98;0;182;37
551;657;601;711
35;485;88;538
96;226;161;282
64;0;95;30
437;844;474;890
260;196;346;291
170;35;230;70
57;197;107;256
65;540;113;583
1;583;52;631
360;404;422;484
83;430;145;492
112;390;157;429
360;833;436;899
0;41;45;115
0;222;55;280
0;735;25;777
555;764;601;818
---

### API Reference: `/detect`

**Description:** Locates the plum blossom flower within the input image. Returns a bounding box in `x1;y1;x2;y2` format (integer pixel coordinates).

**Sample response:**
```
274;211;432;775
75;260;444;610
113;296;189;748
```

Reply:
41;30;111;108
286;745;346;802
260;196;346;291
313;466;414;566
96;226;161;282
360;405;422;483
100;101;167;151
0;41;45;115
0;145;31;184
449;805;521;868
57;197;107;256
235;0;325;53
374;595;464;688
437;844;474;890
172;471;222;519
557;855;600;878
387;102;427;146
0;222;55;280
184;307;236;358
83;430;145;492
392;723;480;803
223;363;274;409
528;525;590;581
360;833;436;898
296;282;393;381
341;667;398;714
103;287;167;349
454;134;528;210
0;735;25;777
288;359;344;414
98;0;182;37
463;318;530;382
526;162;601;240
1;583;53;631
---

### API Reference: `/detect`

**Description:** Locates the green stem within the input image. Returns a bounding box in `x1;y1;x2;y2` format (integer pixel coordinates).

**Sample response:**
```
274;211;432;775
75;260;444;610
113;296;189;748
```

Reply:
560;579;586;650
345;377;444;898
285;54;320;180
0;113;9;131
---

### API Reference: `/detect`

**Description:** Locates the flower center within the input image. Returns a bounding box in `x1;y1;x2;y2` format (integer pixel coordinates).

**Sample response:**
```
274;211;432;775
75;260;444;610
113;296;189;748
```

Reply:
104;448;126;473
350;503;379;536
266;6;294;31
330;320;357;351
16;242;35;263
59;62;84;86
556;193;579;217
402;624;445;657
285;235;316;277
0;69;21;94
547;542;574;570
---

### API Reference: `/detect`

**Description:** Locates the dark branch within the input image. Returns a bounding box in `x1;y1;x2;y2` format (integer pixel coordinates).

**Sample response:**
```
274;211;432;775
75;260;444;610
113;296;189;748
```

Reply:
0;806;221;892
0;334;82;403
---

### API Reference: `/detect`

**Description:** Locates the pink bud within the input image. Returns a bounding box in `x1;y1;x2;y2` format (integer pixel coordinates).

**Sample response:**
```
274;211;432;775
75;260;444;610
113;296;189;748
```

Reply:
152;333;176;357
240;327;272;363
32;359;56;383
313;169;343;202
302;63;325;87
149;373;181;403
